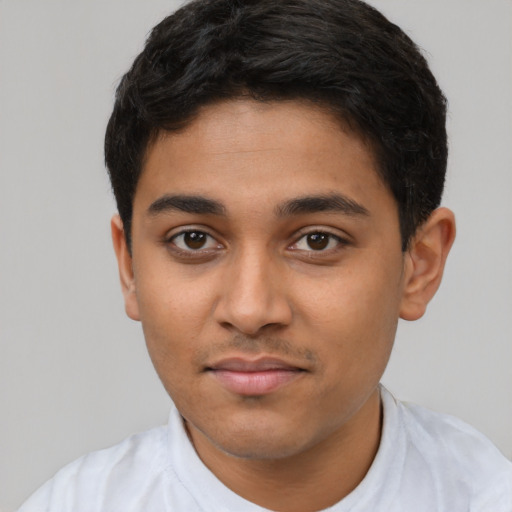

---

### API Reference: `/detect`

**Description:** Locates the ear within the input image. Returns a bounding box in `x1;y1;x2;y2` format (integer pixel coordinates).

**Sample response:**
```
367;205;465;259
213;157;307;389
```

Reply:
400;207;456;321
111;215;140;321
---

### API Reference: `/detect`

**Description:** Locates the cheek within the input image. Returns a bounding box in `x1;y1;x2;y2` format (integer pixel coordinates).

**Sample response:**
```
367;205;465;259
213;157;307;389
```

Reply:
136;260;215;327
296;262;402;368
135;270;216;375
300;266;400;330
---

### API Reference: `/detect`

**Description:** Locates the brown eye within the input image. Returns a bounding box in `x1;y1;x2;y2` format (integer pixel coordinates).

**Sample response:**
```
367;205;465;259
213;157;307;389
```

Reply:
170;230;219;252
184;231;207;249
306;233;329;250
292;231;344;253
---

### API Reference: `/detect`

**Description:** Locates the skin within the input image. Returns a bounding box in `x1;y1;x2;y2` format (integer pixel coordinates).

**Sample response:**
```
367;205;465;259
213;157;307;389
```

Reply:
112;99;455;511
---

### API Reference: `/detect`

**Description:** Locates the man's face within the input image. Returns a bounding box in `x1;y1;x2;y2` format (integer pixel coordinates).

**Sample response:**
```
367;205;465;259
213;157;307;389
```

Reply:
124;99;409;460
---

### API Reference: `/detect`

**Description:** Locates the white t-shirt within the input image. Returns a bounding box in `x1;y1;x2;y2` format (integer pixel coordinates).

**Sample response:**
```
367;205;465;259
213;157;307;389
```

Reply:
18;387;512;512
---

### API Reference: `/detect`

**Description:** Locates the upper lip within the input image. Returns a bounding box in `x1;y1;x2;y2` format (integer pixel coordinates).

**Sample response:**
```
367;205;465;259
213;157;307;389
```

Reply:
206;356;305;372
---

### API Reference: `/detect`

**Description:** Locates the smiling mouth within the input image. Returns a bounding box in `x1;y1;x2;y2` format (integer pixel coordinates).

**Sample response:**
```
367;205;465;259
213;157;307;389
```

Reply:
205;357;306;396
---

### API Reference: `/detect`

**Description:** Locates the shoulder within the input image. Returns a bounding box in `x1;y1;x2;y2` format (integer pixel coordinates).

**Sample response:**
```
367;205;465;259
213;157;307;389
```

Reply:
399;397;510;471
18;425;169;512
394;393;512;509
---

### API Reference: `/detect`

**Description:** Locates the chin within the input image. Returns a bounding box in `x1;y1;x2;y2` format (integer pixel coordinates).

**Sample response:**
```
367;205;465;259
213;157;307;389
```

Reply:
215;435;306;461
197;414;320;461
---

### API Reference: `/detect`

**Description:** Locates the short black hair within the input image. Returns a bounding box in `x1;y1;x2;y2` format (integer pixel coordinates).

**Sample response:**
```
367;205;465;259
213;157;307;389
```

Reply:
105;0;447;251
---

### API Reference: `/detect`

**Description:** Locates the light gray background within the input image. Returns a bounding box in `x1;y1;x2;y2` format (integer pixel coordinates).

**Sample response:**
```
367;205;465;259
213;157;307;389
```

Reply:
1;1;511;510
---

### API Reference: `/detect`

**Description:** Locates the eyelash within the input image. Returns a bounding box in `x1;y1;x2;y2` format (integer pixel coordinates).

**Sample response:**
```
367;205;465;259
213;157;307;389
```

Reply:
166;229;222;257
290;230;350;255
164;227;350;259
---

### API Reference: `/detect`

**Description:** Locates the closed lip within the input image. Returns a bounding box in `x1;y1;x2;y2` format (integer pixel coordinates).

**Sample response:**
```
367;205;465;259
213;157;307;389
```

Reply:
205;356;306;373
205;356;306;396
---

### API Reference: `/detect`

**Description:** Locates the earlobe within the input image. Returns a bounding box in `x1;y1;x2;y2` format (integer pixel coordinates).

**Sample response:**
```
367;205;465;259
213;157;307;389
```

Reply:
111;215;141;321
399;207;456;321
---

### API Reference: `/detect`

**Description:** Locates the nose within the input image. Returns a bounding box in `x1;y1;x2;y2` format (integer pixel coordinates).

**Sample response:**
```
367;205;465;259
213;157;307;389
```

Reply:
213;248;293;336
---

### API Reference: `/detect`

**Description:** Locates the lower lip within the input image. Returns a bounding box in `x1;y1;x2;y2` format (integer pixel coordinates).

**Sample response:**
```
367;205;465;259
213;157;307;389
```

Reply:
209;369;303;396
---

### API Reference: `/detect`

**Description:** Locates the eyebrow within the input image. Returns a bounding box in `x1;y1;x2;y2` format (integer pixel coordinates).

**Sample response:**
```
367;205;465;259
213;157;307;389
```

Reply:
147;195;226;216
275;194;369;217
146;193;369;219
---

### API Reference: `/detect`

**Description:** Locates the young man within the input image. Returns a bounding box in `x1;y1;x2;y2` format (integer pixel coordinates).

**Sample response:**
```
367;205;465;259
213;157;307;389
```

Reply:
18;0;512;510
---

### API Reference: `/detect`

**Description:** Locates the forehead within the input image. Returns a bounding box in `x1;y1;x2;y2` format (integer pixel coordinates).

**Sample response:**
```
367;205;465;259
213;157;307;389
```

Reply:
135;99;392;218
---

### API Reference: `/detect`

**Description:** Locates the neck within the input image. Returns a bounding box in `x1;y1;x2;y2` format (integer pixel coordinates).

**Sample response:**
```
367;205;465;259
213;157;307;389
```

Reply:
187;388;383;512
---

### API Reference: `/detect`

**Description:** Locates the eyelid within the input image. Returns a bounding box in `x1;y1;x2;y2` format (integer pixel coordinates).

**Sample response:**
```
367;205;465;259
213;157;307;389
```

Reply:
289;226;351;246
162;224;351;258
164;226;224;254
165;224;217;241
285;228;353;260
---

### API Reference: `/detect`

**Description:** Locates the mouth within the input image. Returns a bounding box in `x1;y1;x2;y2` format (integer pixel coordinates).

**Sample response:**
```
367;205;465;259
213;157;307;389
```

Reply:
205;357;307;396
